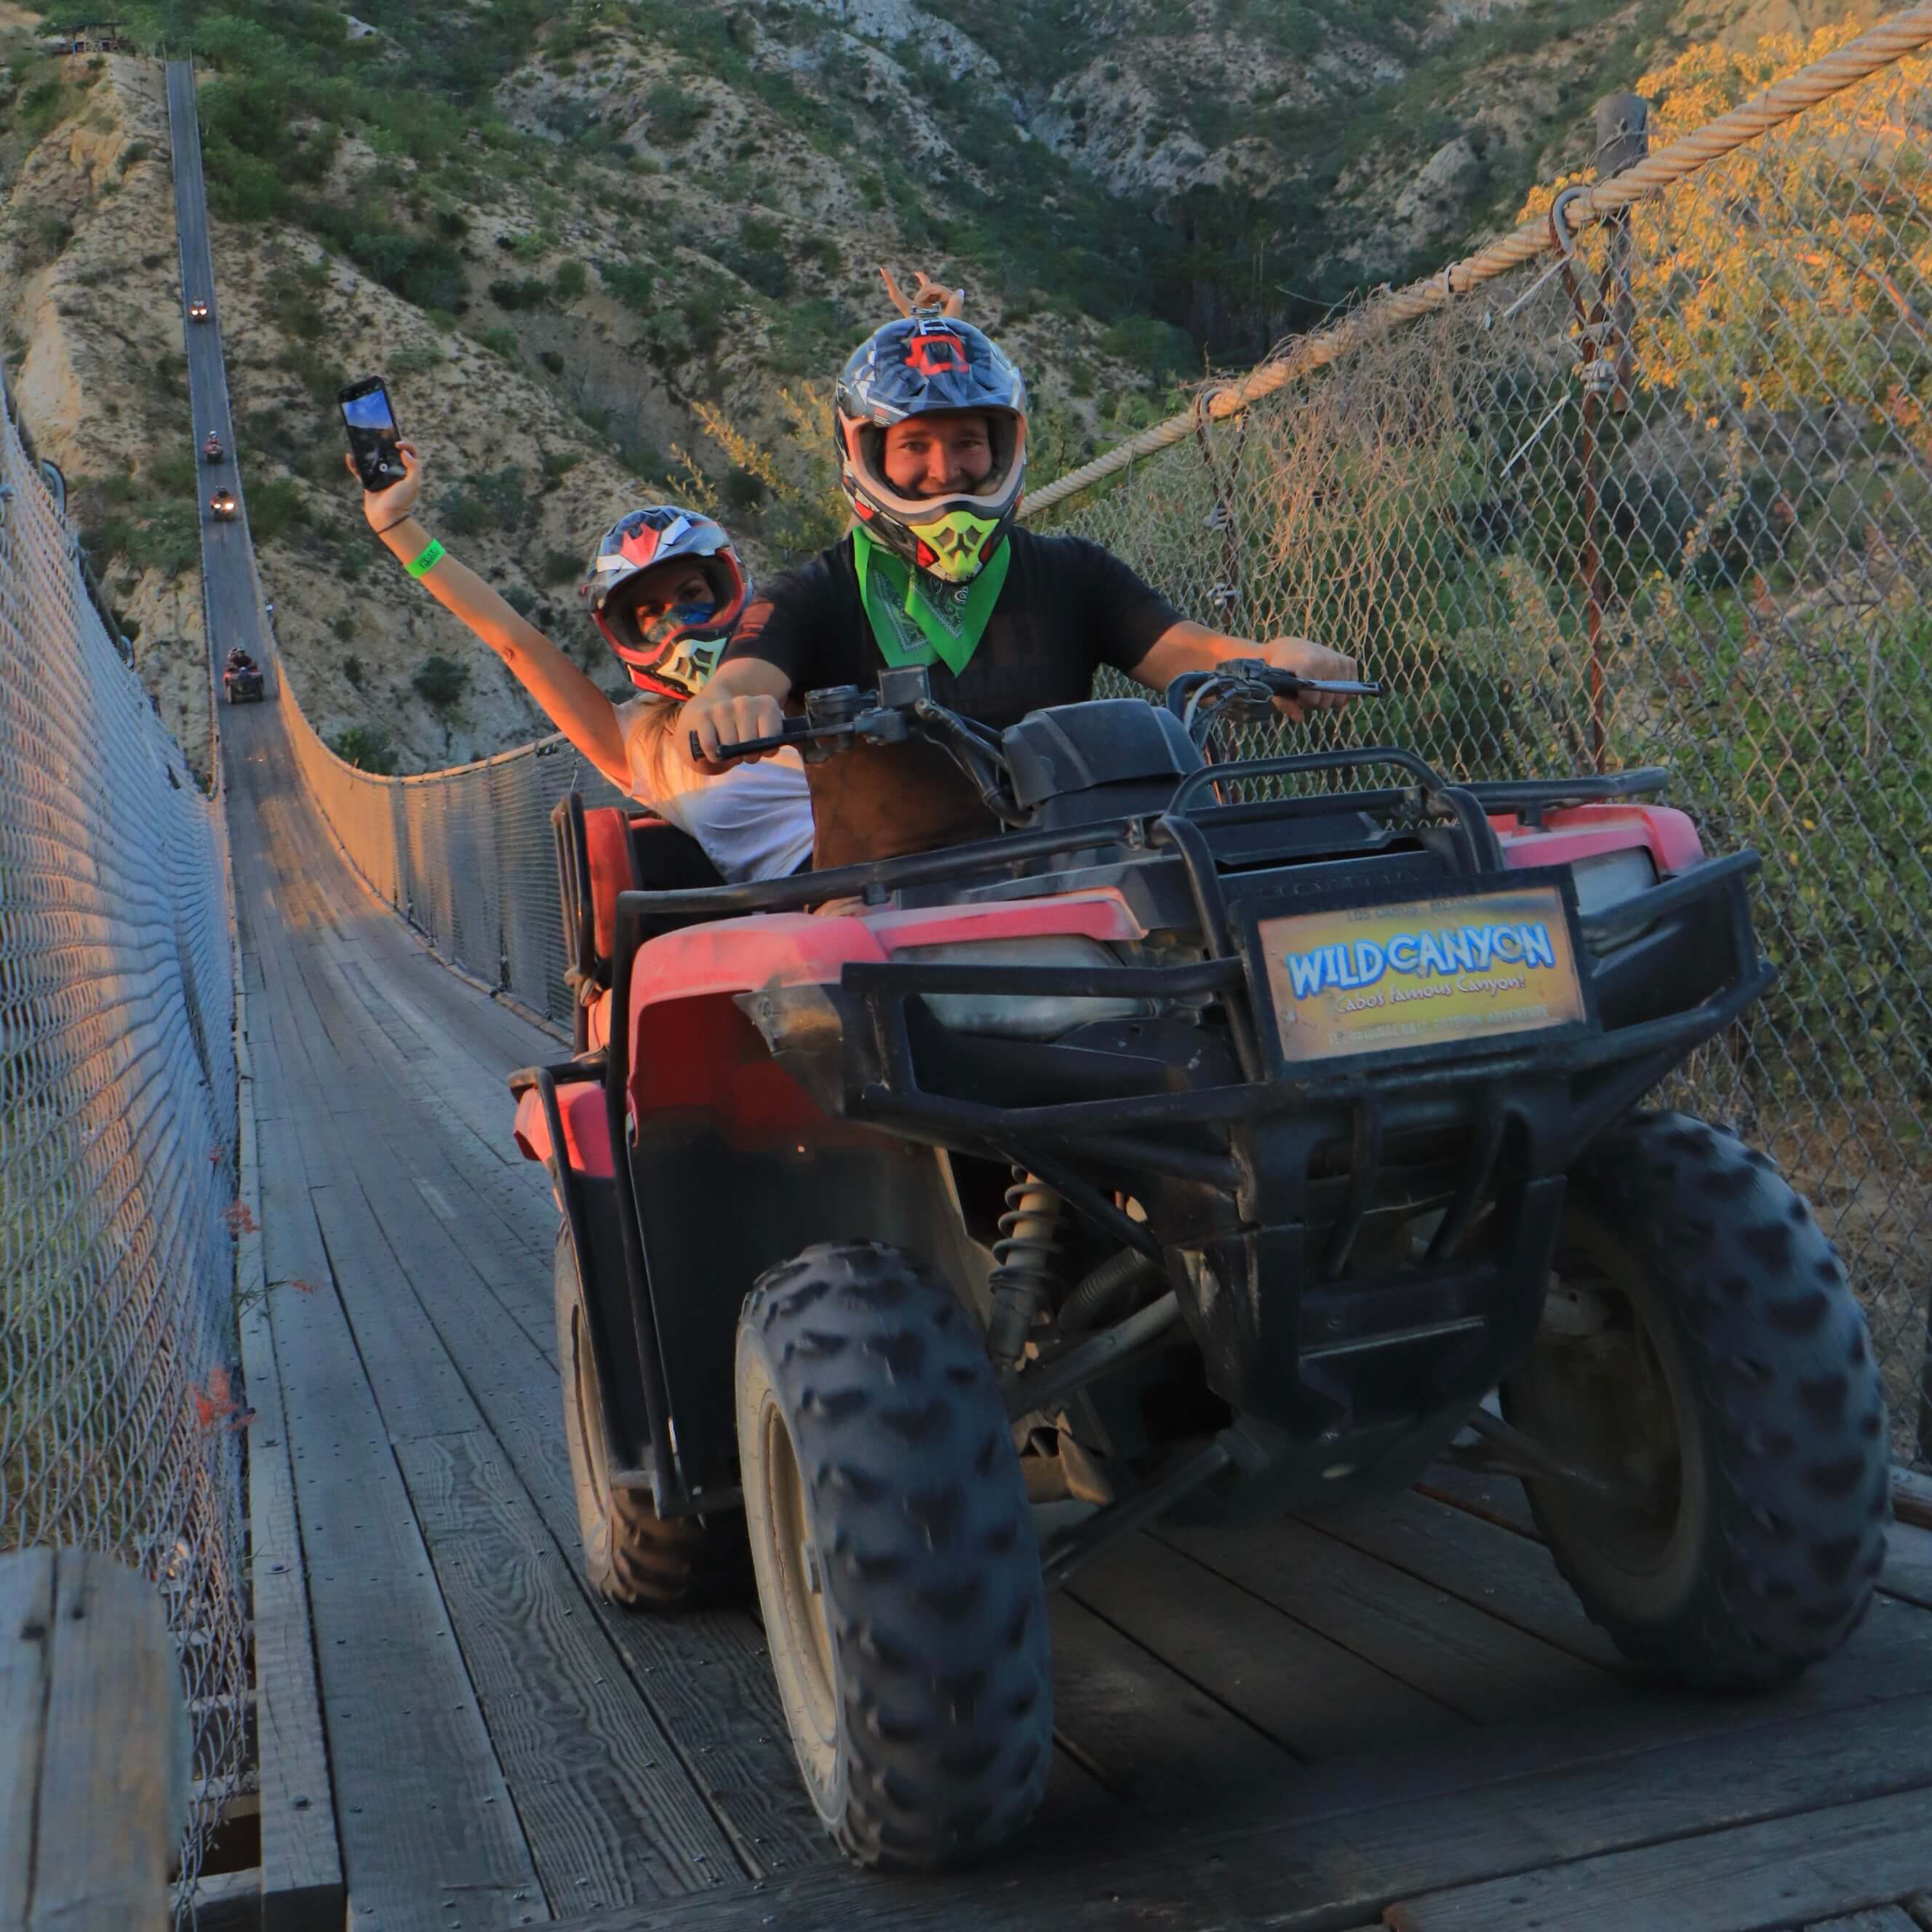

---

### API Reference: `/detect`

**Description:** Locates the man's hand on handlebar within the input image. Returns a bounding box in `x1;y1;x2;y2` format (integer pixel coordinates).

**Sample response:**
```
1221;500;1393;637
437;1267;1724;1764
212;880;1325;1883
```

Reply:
680;659;795;772
1248;636;1362;721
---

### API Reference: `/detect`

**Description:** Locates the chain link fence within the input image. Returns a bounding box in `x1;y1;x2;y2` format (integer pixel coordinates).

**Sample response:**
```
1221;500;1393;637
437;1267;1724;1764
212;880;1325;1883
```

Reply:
1029;23;1932;1465
0;367;248;1888
279;688;623;1039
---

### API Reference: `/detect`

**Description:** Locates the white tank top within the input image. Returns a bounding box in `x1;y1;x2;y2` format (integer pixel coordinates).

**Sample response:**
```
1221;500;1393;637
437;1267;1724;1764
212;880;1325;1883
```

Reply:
620;700;815;884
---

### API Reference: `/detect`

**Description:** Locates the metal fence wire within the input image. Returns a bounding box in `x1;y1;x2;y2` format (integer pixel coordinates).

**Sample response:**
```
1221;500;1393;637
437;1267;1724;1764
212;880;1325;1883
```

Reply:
1029;21;1932;1466
278;683;625;1037
0;370;249;1888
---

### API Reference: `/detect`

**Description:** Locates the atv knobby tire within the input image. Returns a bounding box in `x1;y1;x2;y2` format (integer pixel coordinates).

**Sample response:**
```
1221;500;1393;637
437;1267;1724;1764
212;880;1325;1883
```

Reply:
737;1241;1053;1872
1506;1111;1888;1689
554;1229;750;1610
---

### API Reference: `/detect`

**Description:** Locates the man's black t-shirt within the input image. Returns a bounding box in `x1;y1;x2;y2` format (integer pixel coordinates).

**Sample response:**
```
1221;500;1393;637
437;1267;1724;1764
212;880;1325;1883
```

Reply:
723;528;1183;868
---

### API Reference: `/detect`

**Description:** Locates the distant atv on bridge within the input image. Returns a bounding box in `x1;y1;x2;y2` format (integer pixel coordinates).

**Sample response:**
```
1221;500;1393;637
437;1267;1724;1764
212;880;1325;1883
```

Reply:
511;661;1889;1875
221;647;262;704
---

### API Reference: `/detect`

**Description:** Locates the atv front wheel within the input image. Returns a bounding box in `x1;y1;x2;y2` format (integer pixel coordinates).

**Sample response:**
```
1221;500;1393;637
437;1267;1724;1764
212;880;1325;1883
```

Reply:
554;1229;750;1609
1506;1111;1888;1689
737;1241;1053;1872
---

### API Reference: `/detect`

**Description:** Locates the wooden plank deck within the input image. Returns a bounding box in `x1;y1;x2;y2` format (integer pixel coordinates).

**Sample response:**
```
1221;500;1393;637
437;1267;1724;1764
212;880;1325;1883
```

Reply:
221;707;1932;1932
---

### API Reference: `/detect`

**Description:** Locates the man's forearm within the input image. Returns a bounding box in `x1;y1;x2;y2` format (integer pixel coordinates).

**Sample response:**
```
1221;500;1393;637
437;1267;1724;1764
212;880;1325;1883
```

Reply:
1125;621;1259;692
378;514;628;788
700;655;794;704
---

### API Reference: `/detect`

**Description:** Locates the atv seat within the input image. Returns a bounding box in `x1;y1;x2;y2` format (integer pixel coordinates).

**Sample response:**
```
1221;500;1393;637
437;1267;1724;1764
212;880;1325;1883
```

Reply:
554;791;724;1006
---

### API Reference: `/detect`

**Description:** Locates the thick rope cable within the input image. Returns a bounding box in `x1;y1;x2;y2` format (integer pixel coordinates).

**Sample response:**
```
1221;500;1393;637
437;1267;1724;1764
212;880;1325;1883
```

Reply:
1023;0;1932;516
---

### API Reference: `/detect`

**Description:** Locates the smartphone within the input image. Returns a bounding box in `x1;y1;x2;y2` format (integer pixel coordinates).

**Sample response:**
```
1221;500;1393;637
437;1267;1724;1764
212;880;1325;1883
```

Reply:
339;377;406;492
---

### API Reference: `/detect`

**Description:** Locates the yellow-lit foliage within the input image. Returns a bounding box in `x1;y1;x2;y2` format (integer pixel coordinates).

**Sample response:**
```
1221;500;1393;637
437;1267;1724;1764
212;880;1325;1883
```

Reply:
1518;27;1932;428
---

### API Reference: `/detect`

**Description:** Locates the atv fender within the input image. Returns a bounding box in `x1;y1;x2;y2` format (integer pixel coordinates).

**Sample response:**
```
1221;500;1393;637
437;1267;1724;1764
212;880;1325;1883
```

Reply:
513;1076;613;1179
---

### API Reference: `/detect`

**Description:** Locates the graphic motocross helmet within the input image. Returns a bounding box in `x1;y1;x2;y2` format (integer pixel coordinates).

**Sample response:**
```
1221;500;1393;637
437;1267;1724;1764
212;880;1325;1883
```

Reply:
580;505;751;700
834;316;1028;585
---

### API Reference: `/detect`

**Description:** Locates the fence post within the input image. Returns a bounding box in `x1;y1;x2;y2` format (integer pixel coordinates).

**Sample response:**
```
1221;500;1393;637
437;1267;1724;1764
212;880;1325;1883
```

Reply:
1569;94;1653;768
0;1549;190;1931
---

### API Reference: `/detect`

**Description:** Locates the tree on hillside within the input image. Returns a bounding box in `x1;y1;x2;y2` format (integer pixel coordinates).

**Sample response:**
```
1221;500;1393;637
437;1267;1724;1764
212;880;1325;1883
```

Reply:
1519;28;1932;434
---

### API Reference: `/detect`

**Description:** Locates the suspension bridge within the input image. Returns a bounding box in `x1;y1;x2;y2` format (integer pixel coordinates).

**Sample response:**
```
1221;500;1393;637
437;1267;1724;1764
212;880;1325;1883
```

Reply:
6;39;1932;1932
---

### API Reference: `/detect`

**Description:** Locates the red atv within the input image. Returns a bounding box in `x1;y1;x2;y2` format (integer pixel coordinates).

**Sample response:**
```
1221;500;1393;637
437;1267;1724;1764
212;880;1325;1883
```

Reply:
511;663;1888;1874
222;649;263;703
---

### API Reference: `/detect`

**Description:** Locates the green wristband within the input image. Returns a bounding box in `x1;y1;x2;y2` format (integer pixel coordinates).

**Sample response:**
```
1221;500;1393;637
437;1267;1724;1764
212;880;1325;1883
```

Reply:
405;538;445;579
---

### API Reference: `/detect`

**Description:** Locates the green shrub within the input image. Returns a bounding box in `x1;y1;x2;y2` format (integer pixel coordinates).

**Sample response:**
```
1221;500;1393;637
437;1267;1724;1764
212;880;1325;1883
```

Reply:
683;290;724;356
20;79;71;140
645;81;706;143
331;724;395;772
442;466;530;535
412;654;470;710
102;500;199;580
249;477;306;544
1098;314;1200;383
539;348;564;375
598;258;655;311
480;326;521;359
487;275;551;310
540;548;580;585
722;466;765;511
333;615;357;644
553;259;588;300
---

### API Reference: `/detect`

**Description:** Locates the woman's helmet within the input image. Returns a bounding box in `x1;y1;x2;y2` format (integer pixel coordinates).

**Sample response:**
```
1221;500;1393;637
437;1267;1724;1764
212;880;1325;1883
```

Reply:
833;315;1028;585
580;505;751;700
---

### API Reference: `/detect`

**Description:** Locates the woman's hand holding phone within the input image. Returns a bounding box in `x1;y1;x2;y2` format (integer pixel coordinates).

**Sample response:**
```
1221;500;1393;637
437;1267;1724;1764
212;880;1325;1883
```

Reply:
349;441;423;535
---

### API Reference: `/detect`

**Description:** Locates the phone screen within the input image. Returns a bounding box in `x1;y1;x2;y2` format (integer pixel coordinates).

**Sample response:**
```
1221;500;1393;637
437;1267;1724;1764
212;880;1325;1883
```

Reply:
340;380;404;492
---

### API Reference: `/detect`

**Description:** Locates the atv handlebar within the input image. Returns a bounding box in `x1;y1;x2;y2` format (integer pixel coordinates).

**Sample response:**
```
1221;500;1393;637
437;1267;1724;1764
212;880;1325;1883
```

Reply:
689;659;1384;820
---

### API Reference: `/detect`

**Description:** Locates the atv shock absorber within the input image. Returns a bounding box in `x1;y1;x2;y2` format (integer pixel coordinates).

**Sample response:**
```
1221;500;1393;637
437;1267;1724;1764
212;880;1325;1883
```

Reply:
986;1168;1065;1368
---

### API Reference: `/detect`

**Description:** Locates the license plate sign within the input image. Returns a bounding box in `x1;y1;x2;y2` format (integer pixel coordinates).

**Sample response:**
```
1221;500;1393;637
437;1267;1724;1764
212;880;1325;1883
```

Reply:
1256;883;1587;1067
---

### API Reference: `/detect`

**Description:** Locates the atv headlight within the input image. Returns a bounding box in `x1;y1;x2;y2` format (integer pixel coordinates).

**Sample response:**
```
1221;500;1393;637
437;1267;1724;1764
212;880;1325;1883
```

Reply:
1569;848;1658;919
894;937;1154;1040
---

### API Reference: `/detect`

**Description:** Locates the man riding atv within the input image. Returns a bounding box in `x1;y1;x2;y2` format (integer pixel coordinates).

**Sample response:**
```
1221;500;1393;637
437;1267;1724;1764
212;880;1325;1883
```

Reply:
222;646;264;703
681;307;1362;867
202;429;223;463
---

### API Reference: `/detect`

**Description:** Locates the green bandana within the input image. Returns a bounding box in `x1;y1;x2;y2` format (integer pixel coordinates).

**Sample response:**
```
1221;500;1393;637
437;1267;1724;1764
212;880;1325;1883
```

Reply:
853;525;1010;678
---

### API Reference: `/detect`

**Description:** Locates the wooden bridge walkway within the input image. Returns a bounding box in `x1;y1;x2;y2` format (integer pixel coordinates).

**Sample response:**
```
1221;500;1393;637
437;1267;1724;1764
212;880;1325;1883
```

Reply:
220;681;1932;1932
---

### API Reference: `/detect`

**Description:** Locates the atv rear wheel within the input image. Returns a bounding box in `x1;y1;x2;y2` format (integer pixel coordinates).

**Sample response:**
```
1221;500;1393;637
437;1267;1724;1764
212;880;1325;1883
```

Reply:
737;1241;1053;1872
554;1229;750;1610
1505;1111;1888;1689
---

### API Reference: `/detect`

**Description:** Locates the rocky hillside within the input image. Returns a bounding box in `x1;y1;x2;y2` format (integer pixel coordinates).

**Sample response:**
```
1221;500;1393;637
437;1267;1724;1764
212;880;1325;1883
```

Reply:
0;0;1887;775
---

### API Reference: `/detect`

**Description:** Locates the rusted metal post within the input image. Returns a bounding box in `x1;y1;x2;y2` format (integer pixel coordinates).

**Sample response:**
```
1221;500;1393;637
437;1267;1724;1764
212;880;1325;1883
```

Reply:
1566;96;1651;771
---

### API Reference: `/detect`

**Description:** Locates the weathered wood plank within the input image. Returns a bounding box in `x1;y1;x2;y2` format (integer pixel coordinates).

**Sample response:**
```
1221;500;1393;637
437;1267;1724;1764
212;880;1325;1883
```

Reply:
231;960;344;1931
1047;1594;1292;1808
1880;1521;1932;1614
393;1430;747;1905
266;1004;785;1896
21;1550;188;1932
1803;1908;1925;1932
1413;1467;1537;1536
1070;1534;1466;1758
549;1690;1932;1932
314;1106;835;1880
259;1122;548;1931
1385;1784;1932;1932
0;1551;55;1926
1158;1509;1630;1727
1311;1488;1651;1666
